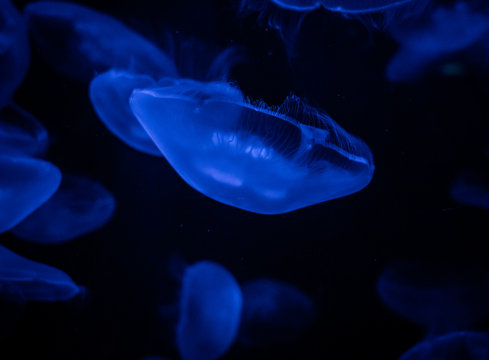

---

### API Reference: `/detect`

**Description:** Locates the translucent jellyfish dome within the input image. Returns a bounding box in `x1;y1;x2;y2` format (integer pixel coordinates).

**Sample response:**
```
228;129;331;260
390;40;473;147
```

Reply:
130;79;374;214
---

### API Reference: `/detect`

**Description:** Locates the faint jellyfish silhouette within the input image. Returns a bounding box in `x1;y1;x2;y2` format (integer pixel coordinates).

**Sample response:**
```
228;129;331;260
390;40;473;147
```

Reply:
0;0;30;109
0;244;80;302
130;81;374;214
89;70;160;156
0;156;61;233
450;170;489;211
175;260;242;360
377;262;489;335
238;278;315;347
386;1;489;83
12;174;116;244
25;1;177;82
399;331;489;360
0;104;49;157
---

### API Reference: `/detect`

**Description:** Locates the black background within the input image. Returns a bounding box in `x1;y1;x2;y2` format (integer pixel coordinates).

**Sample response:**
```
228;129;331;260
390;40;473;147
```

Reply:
2;0;489;359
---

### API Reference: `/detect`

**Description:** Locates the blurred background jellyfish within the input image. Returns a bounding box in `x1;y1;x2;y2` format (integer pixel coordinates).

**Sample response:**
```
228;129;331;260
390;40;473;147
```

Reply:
12;174;116;244
25;1;178;82
450;170;489;211
399;331;489;360
0;105;49;157
130;80;374;214
386;1;489;83
0;244;80;302
0;156;61;233
0;0;30;109
89;70;161;156
377;262;489;335
238;278;315;347
175;260;242;360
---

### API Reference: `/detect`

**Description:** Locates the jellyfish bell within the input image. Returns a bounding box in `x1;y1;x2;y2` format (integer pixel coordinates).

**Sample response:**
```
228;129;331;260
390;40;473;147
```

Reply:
0;104;49;157
90;69;161;156
238;278;315;347
377;262;489;334
399;332;489;360
25;1;177;82
0;156;61;233
130;81;374;214
450;170;489;211
12;174;116;244
166;260;242;360
0;0;30;109
0;245;80;302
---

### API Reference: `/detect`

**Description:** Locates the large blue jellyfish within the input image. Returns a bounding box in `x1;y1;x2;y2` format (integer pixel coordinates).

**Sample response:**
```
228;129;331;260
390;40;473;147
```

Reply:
89;70;160;156
399;332;489;360
450;170;489;211
0;244;80;302
238;278;315;347
25;1;178;82
176;261;242;360
386;1;489;83
0;156;61;233
377;263;489;334
0;105;49;157
0;0;30;109
130;80;374;214
12;174;116;244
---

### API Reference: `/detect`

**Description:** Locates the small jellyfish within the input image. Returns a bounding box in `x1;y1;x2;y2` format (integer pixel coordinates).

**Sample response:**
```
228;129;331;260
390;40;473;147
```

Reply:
176;261;242;360
12;174;116;244
0;244;80;302
0;156;61;233
377;262;489;334
25;1;177;82
0;0;30;109
89;69;160;156
450;170;489;211
130;80;374;214
399;332;489;360
386;2;489;83
238;278;315;347
0;104;49;157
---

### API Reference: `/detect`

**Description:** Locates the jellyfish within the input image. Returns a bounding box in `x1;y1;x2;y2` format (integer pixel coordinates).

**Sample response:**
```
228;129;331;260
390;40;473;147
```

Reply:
377;262;489;334
0;104;49;157
238;278;315;347
25;1;177;82
129;80;374;214
0;245;80;302
89;70;161;156
450;170;489;211
12;174;116;244
175;261;242;360
0;156;61;234
399;332;489;360
0;0;30;109
386;2;489;83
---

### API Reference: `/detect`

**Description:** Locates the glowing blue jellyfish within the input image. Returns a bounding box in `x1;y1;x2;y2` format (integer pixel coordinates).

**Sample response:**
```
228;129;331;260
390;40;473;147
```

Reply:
0;105;49;157
0;156;61;234
450;171;489;211
399;332;489;360
0;0;30;109
386;2;489;83
12;174;115;244
0;244;80;302
238;278;315;347
130;80;374;214
25;1;177;82
377;263;489;334
89;69;160;156
176;261;242;360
